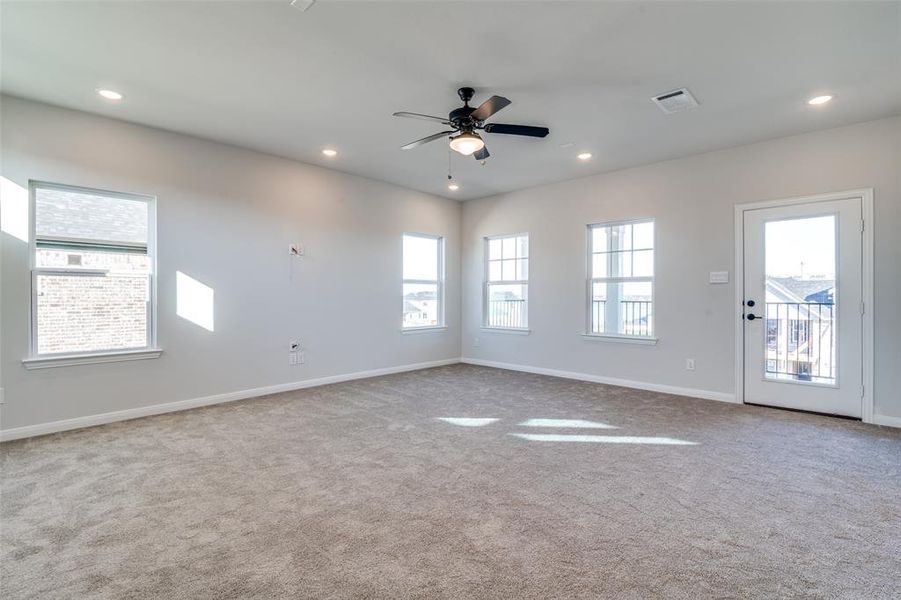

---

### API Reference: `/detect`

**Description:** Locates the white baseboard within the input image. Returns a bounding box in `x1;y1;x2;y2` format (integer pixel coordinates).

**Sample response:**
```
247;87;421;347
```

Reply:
460;357;737;404
5;357;894;442
0;358;460;442
873;414;901;429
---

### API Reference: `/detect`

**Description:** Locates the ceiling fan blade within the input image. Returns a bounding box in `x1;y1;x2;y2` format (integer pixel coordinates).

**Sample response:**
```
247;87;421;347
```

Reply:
393;111;452;125
401;131;453;150
473;146;490;161
484;123;549;138
470;95;511;121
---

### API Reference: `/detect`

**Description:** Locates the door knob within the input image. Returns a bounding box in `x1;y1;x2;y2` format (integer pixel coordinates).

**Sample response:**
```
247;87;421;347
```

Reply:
746;314;763;320
746;300;755;307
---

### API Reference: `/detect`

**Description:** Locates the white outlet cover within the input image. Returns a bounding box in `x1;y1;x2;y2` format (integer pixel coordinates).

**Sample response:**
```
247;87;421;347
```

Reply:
709;271;729;284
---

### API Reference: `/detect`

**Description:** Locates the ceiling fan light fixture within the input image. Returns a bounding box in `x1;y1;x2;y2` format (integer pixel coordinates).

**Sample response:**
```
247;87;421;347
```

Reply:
449;132;485;156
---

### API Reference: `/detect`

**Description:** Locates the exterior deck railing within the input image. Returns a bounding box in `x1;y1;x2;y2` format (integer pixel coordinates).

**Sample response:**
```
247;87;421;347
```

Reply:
590;300;652;336
765;301;835;381
487;298;526;328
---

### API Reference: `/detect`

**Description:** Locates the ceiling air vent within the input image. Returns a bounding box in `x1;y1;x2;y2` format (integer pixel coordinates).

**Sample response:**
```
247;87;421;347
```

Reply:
651;88;699;114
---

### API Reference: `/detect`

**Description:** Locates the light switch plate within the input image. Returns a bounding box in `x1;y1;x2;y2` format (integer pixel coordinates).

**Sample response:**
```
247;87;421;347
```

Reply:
709;271;729;284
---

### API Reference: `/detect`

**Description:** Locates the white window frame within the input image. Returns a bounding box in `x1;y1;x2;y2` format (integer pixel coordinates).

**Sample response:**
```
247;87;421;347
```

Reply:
23;181;161;369
584;218;657;344
482;233;530;333
401;232;445;332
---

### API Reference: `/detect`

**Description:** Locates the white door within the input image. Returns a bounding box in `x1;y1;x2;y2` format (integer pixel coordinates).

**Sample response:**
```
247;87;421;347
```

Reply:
742;197;863;417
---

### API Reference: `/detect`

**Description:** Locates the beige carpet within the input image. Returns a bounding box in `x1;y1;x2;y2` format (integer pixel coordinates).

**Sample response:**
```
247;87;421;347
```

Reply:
2;364;899;599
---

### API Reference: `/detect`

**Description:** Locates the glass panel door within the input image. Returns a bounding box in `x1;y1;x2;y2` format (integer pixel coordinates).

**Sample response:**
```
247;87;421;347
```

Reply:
742;197;863;418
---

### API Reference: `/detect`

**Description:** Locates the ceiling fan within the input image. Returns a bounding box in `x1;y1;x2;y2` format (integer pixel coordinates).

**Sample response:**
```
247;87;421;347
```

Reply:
393;87;550;161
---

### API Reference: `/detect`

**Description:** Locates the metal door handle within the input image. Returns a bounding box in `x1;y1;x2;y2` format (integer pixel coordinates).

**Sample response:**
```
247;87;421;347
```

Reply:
745;314;763;320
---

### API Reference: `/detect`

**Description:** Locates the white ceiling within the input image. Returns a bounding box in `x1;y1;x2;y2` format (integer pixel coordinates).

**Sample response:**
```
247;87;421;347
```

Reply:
2;1;899;200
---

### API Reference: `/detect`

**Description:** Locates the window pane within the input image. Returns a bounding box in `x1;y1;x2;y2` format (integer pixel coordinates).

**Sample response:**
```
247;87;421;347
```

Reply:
633;249;654;277
487;283;527;328
403;283;439;328
613;250;633;278
36;248;150;274
35;187;148;245
403;234;438;280
488;238;502;260
516;258;528;280
591;281;653;336
591;253;607;278
516;236;529;259
502;237;516;260
488;260;502;281
633;221;654;249
619;224;632;251
502;259;516;280
36;273;149;354
591;226;608;252
764;215;836;383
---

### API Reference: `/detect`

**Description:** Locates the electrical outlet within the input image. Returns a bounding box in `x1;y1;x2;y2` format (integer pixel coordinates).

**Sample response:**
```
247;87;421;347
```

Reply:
686;359;695;371
289;352;298;365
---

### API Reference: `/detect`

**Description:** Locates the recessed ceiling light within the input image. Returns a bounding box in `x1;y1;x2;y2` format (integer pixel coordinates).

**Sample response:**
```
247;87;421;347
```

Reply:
321;149;337;157
448;183;460;191
808;95;833;106
96;89;124;101
577;152;592;161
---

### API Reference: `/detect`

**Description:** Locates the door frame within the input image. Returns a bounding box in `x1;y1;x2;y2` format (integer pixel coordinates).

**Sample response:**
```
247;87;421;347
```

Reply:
733;189;874;422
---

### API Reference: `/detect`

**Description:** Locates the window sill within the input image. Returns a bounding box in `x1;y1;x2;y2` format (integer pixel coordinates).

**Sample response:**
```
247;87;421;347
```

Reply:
481;327;531;335
401;326;448;335
581;334;658;346
22;348;163;370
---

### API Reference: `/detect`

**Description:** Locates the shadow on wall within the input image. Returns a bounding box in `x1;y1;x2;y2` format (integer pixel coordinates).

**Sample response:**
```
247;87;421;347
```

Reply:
176;271;215;332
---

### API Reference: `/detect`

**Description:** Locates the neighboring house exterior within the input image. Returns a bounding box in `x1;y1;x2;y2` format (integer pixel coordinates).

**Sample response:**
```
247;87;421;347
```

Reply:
764;276;835;382
403;292;438;327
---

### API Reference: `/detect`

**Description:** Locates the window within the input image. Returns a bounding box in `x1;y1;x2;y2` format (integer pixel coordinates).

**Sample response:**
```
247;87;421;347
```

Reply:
587;220;654;338
484;234;528;329
30;182;156;358
402;233;444;329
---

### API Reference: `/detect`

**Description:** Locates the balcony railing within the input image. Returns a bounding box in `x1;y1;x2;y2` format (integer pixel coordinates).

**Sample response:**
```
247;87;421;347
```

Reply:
590;300;652;336
488;298;526;328
765;302;835;381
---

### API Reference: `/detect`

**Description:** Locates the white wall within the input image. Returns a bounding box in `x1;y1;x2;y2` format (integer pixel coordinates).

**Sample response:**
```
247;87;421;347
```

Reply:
1;96;462;432
462;116;901;420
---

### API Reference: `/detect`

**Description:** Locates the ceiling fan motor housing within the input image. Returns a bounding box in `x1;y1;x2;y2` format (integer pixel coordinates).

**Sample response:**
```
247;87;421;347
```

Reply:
449;105;477;129
450;87;479;129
